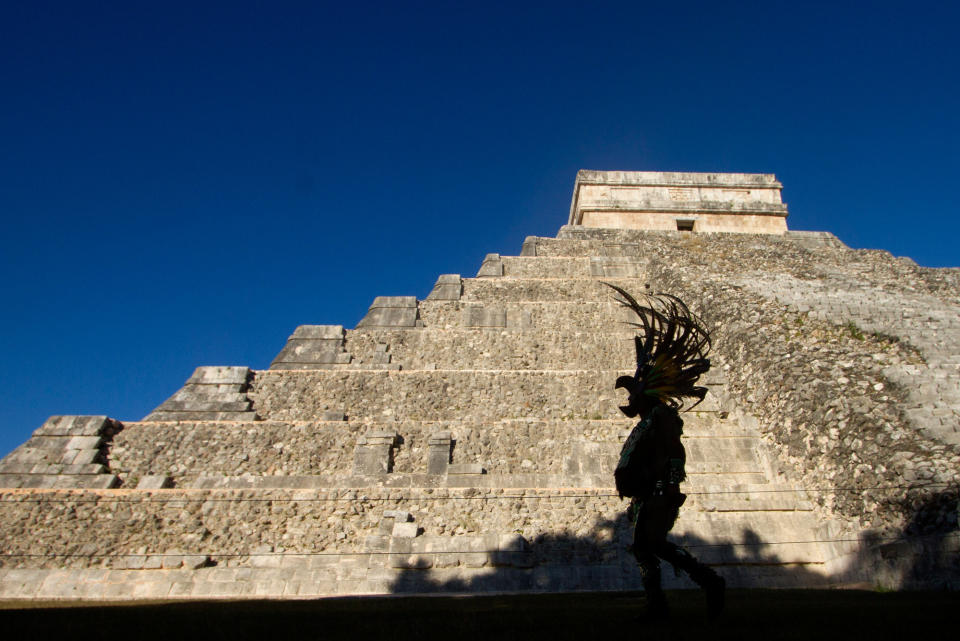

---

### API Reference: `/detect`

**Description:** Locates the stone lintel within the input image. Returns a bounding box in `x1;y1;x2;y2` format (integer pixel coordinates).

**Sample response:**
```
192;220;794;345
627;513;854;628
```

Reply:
574;170;783;188
360;431;399;446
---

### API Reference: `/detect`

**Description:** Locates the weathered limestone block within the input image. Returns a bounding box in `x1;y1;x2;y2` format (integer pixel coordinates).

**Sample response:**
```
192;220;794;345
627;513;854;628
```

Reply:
186;367;250;386
562;442;606;476
270;325;351;370
477;253;503;277
136;475;174;489
448;463;484;475
520;237;538;257
589;256;647;278
392;522;419;538
784;230;846;249
463;305;506;328
427;431;452;474
369;343;392;365
352;431;398;474
505;309;533;329
33;415;112;438
492;533;531;567
356;297;420;329
426;274;462;301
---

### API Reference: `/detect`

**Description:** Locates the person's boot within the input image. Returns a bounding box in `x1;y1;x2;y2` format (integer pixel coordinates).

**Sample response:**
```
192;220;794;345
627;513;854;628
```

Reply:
690;566;725;620
667;546;726;620
638;567;669;621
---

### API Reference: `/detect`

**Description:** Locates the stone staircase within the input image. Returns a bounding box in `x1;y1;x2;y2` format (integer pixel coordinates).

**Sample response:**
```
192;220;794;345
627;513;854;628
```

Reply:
0;416;121;489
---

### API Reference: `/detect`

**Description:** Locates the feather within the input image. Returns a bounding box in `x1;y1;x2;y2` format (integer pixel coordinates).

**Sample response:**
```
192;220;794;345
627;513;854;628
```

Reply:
602;283;712;411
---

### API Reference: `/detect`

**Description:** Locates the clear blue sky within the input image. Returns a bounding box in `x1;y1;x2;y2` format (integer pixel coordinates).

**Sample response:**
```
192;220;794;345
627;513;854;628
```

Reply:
1;1;957;458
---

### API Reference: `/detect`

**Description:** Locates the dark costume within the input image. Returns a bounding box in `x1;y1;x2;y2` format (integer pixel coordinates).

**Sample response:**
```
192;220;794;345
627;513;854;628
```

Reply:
606;284;725;620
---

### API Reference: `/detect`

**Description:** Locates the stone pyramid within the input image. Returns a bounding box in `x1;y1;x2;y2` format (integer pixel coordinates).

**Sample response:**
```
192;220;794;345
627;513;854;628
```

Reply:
2;171;958;600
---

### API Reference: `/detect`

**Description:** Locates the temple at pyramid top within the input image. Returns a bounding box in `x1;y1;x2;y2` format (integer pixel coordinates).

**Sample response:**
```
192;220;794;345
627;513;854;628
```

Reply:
568;170;788;234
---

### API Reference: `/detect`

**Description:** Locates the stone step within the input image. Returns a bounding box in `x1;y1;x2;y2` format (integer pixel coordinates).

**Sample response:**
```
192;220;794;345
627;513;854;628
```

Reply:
187;470;774;490
494;255;653;279
32;415;112;438
0;462;105;475
144;411;260;422
250;370;733;423
343;327;638;371
684;436;762;463
500;256;593;278
155;400;253;413
0;558;832;600
113;416;760;484
691;481;811;497
521;236;649;258
417;300;667;333
672;511;826;564
460;277;648;304
686;492;814;512
0;473;120;489
340;326;737;375
144;366;257;421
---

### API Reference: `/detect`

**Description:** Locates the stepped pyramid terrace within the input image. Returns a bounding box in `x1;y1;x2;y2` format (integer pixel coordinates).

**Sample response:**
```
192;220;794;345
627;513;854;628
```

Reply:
1;171;958;600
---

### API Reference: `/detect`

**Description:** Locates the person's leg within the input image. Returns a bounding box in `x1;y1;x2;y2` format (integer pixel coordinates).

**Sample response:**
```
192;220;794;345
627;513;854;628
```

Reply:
655;540;725;619
630;508;669;619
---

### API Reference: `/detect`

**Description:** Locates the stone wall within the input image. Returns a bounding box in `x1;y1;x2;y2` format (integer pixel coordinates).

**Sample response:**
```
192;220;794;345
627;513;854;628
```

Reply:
342;328;635;372
108;419;632;486
0;488;624;570
249;371;625;423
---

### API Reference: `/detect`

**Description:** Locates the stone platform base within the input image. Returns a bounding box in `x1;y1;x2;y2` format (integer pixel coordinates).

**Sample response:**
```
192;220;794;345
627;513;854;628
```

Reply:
0;561;833;602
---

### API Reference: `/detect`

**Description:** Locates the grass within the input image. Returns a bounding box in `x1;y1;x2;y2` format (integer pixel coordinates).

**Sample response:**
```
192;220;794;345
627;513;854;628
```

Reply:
1;589;957;641
846;322;865;340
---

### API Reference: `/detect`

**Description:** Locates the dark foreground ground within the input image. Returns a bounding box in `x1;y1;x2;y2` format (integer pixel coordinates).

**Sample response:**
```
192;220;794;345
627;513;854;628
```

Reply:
1;590;957;641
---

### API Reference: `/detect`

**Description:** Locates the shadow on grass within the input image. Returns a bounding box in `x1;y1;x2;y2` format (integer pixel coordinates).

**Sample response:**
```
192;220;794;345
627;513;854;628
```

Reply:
1;590;955;641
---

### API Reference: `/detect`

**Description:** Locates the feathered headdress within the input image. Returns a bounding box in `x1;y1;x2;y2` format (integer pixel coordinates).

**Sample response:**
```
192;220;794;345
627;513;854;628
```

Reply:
604;283;712;413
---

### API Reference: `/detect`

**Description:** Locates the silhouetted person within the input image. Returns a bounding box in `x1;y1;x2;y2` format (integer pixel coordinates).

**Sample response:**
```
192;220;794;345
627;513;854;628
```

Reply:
605;285;725;620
